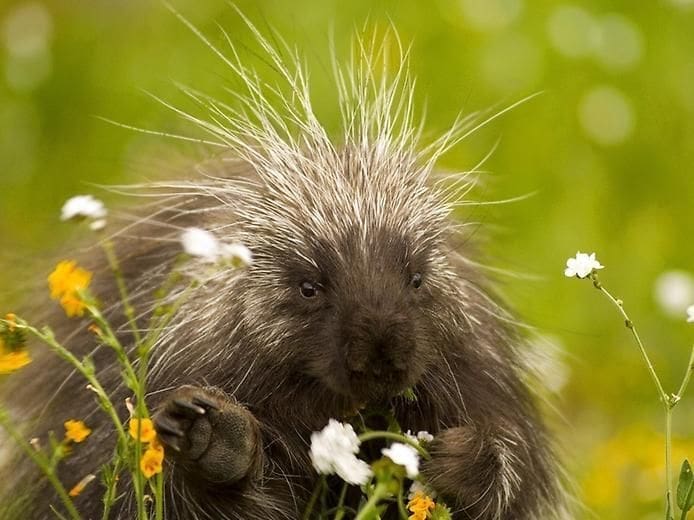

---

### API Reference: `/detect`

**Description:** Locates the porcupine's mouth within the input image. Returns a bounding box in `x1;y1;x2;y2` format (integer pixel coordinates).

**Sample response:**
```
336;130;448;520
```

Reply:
345;367;411;403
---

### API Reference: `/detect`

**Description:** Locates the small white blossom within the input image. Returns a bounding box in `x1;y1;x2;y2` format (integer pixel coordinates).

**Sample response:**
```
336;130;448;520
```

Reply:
405;430;434;444
564;251;603;278
61;195;107;223
687;305;694;323
416;431;434;443
219;243;253;267
382;442;420;478
180;228;220;263
310;419;372;485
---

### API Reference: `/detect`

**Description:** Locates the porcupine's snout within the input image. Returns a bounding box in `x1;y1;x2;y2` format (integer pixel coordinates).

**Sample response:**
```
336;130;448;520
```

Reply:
341;300;415;398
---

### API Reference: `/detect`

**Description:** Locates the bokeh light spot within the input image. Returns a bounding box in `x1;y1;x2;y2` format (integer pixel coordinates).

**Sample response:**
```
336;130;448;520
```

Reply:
2;2;52;59
459;0;523;31
547;5;598;58
578;86;634;146
653;270;694;317
480;33;543;94
594;14;643;71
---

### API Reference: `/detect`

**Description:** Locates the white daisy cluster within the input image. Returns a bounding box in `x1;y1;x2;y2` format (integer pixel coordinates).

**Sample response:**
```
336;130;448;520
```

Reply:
564;251;603;279
309;419;372;485
60;195;107;230
180;227;253;267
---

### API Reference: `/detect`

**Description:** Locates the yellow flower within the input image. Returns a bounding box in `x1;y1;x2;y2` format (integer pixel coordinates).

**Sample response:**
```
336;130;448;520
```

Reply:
129;418;157;444
48;260;92;317
408;492;435;520
0;320;31;374
64;419;92;443
68;474;96;497
0;347;32;374
140;438;165;478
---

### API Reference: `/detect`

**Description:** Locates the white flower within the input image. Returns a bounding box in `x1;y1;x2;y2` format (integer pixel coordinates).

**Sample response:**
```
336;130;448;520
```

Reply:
382;442;420;478
61;195;107;222
180;228;253;267
687;305;694;323
310;419;372;485
219;243;253;267
405;430;434;444
564;251;603;278
416;431;434;443
180;228;221;263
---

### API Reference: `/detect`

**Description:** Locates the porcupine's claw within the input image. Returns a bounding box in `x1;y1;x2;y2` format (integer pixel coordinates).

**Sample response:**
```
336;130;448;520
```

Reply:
153;385;262;483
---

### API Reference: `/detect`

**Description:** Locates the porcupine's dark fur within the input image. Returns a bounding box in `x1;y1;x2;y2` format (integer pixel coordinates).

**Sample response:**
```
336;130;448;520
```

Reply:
0;11;569;520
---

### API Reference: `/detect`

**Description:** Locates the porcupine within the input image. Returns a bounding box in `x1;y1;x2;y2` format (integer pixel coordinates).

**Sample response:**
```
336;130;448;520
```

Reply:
0;11;568;520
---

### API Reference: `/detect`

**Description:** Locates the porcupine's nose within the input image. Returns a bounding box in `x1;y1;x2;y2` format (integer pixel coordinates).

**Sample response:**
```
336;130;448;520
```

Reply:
344;305;412;380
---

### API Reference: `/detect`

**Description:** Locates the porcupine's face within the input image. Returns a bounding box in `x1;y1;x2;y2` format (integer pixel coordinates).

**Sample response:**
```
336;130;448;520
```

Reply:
245;177;451;404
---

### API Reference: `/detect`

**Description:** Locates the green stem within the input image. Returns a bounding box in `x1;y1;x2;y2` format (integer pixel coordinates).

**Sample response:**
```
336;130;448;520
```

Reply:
333;482;348;520
354;482;389;520
154;472;164;520
397;483;409;520
101;457;122;520
102;240;142;345
591;274;675;515
357;430;430;459
302;477;324;520
24;324;127;446
591;275;668;403
663;416;676;519
0;408;82;520
674;345;694;403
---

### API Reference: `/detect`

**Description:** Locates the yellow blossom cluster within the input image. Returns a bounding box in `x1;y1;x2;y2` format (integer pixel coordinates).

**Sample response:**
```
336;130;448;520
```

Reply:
0;313;31;374
408;492;435;520
48;260;92;317
129;418;164;478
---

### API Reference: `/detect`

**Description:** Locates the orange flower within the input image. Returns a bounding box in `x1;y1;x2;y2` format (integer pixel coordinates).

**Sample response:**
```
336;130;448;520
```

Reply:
68;474;96;497
140;437;165;478
129;418;157;443
64;419;92;443
408;492;435;520
48;260;92;317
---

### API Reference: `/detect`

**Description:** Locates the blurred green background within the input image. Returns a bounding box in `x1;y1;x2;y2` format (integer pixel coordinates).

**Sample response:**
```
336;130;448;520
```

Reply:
1;0;693;517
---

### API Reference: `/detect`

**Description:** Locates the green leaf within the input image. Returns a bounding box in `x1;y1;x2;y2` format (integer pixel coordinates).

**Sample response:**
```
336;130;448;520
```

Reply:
677;459;694;513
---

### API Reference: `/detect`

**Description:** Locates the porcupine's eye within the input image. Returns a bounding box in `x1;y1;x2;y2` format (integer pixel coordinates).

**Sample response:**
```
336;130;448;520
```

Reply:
299;281;319;298
410;272;422;289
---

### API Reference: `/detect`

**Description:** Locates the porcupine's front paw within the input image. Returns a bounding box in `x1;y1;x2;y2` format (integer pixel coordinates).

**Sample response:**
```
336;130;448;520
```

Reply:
421;426;521;519
153;385;262;484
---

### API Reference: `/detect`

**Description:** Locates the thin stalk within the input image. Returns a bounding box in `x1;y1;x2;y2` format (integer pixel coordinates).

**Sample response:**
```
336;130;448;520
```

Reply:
674;345;694;402
397;484;409;520
102;240;142;345
358;431;430;459
0;408;82;520
23;324;127;446
354;482;389;520
591;274;675;515
591;275;668;402
333;482;349;520
154;473;164;520
666;408;673;519
101;457;122;520
302;477;324;520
